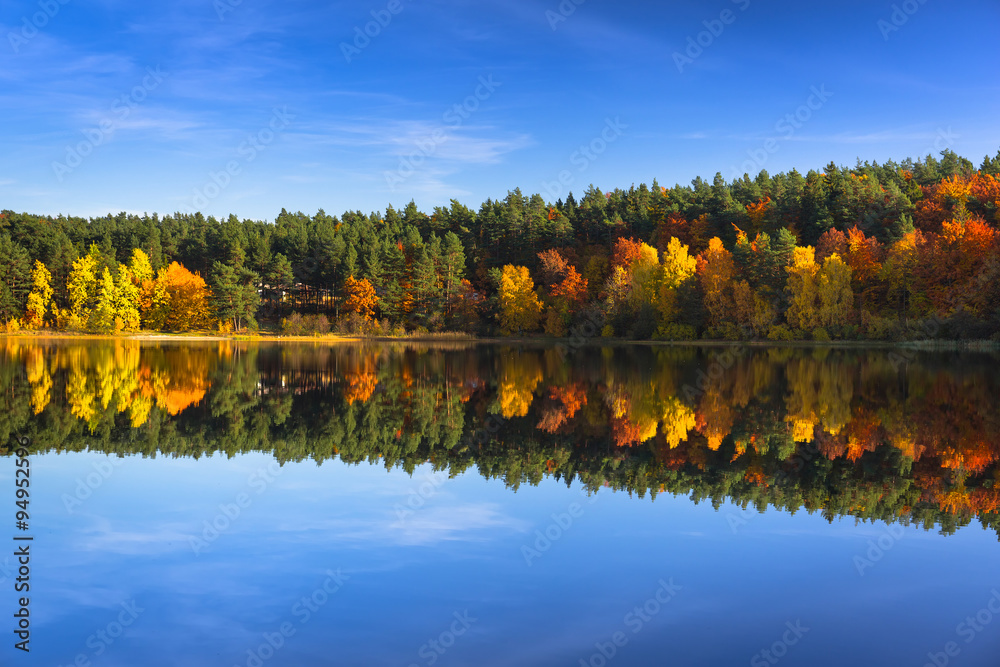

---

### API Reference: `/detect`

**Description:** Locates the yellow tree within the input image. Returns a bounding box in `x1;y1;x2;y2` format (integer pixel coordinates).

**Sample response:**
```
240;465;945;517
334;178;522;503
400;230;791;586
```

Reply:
499;265;543;334
628;242;662;307
817;253;853;328
90;267;118;333
343;275;378;321
129;249;155;317
657;236;697;324
24;260;53;329
114;265;141;332
785;246;819;331
145;268;171;330
67;252;99;329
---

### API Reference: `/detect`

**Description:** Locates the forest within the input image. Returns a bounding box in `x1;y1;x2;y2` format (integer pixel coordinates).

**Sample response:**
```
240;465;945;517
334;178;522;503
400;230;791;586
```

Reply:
3;340;999;539
2;148;1000;341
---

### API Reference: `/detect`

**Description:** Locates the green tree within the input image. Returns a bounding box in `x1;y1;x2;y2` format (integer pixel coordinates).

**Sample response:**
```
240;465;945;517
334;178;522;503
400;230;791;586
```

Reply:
0;235;32;326
212;261;261;330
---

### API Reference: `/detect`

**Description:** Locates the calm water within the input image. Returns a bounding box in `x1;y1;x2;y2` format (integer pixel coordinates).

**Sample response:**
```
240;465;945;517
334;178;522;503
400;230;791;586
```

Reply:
1;340;999;666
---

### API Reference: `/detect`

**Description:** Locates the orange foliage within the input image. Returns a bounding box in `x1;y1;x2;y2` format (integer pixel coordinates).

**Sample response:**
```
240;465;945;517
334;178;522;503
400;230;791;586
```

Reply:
550;265;589;309
611;237;644;270
343;275;378;321
745;196;772;233
345;371;378;404
161;262;213;331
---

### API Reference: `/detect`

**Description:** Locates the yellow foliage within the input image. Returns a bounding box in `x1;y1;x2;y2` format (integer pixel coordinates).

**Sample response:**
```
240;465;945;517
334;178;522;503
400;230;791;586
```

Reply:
499;265;543;334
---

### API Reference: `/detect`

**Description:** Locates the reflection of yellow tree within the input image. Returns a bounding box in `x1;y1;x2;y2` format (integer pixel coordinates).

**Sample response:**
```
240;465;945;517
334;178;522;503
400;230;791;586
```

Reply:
607;379;695;448
495;353;543;418
784;356;854;442
48;341;212;430
24;347;52;415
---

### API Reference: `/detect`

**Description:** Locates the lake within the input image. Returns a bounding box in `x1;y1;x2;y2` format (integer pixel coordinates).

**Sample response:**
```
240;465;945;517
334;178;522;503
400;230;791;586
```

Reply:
1;339;999;666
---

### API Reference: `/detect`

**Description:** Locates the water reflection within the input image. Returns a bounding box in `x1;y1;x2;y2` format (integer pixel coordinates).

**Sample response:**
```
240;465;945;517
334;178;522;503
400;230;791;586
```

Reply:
3;339;1000;537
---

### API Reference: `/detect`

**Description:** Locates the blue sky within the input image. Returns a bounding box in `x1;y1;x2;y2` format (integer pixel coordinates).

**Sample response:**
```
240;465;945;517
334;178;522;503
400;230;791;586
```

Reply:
2;0;999;221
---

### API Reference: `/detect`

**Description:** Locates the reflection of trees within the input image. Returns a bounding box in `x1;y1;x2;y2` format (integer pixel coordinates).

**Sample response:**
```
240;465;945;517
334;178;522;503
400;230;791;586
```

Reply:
4;340;1000;538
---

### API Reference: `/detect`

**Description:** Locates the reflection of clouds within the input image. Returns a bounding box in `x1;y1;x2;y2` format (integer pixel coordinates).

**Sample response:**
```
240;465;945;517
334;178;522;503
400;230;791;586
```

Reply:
73;516;193;555
274;503;529;547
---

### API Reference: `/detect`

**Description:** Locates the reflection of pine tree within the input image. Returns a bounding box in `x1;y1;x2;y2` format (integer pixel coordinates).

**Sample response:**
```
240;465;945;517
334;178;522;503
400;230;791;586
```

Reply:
5;342;1000;539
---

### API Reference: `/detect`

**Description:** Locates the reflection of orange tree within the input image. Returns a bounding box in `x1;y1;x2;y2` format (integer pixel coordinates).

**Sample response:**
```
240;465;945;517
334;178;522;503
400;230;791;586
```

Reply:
343;351;380;405
8;342;1000;533
537;383;588;433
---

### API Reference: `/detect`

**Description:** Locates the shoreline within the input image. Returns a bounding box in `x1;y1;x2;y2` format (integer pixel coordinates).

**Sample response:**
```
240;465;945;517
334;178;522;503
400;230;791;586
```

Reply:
1;331;998;351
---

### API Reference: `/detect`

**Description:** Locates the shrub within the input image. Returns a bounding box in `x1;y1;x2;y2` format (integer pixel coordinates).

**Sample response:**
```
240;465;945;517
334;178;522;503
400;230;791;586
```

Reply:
655;323;697;341
811;327;831;342
282;312;305;335
766;324;796;341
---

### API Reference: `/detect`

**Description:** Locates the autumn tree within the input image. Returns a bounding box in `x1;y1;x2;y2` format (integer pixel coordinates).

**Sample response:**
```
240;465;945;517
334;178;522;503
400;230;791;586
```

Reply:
114;265;141;332
343;275;378;321
657;236;697;326
24;260;53;329
66;248;100;329
147;262;213;331
817;254;853;329
698;237;737;333
129;249;156;318
90;267;118;333
786;246;820;331
499;265;543;334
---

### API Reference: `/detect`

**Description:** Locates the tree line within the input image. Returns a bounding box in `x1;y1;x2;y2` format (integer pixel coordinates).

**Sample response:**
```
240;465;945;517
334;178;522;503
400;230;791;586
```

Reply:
2;147;999;339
